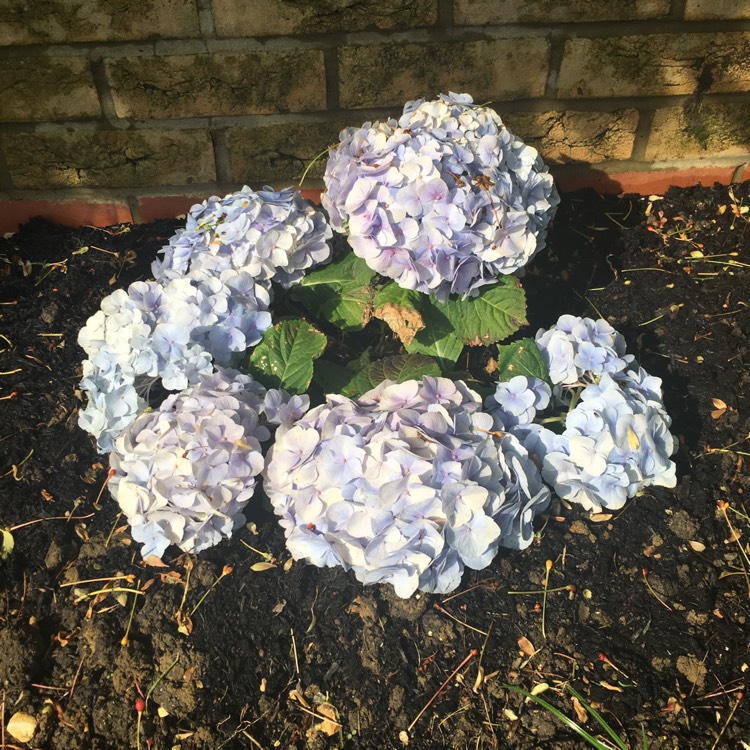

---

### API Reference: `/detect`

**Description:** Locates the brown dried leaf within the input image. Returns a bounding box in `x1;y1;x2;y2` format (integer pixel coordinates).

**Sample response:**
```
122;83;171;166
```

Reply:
308;704;340;737
724;529;742;544
160;570;183;584
517;636;535;656
598;680;624;693
571;695;589;724
711;398;727;419
372;303;425;346
143;555;170;568
183;666;196;683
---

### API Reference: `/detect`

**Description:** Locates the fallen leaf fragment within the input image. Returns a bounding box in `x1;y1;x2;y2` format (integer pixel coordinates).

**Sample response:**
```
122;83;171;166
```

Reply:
688;540;706;552
503;708;519;721
711;398;727;419
250;561;277;572
7;711;37;743
598;680;624;693
143;555;169;568
530;682;549;697
307;703;340;738
517;635;535;656
589;513;613;523
571;695;589;724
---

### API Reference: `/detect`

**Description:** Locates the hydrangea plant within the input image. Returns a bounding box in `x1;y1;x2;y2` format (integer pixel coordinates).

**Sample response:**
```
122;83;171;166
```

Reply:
263;376;550;597
77;186;331;452
486;316;677;513
75;94;677;599
323;92;559;300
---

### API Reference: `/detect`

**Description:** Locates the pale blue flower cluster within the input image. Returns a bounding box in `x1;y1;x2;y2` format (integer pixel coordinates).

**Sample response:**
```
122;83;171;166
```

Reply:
153;185;332;289
109;368;309;559
263;376;551;598
486;316;677;513
77;187;331;453
322;92;559;300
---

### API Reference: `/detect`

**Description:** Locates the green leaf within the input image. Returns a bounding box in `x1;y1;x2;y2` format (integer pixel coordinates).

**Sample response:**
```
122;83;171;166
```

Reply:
340;354;442;398
372;283;425;345
494;338;550;383
248;319;327;394
312;359;359;395
404;299;464;369
439;277;527;346
292;253;376;331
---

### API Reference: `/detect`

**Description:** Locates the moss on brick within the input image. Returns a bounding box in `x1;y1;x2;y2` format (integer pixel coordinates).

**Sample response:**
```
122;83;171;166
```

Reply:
646;103;750;161
455;0;669;24
0;58;100;122
0;0;199;45
107;51;326;119
2;130;215;189
339;39;549;108
227;121;350;183
213;0;436;37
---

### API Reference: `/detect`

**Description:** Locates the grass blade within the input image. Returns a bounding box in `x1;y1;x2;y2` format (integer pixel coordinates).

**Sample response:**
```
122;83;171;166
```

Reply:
567;684;629;750
502;684;621;750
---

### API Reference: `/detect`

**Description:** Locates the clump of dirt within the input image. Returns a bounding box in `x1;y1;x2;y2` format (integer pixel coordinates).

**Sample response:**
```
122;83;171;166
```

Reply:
0;182;748;749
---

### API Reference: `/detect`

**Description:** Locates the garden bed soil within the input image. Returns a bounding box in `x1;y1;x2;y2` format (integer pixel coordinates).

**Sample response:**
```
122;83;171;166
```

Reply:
1;182;749;750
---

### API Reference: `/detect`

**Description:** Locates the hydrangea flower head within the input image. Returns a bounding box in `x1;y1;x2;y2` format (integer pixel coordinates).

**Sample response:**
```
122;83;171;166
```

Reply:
153;186;332;289
264;376;551;597
323;93;559;300
486;316;677;513
109;369;304;559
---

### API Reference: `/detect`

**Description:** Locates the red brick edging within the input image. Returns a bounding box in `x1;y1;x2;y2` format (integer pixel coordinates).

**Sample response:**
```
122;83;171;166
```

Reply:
0;167;744;235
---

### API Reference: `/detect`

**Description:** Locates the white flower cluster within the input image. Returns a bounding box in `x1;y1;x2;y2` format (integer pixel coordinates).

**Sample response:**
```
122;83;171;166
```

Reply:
323;92;559;300
264;377;551;598
109;368;309;559
486;316;677;513
77;187;332;453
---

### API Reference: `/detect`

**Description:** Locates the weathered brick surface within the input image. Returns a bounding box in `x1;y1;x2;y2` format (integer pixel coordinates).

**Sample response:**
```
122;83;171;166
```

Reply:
106;51;326;119
212;0;437;37
684;0;750;19
455;0;669;24
2;130;215;188
645;103;750;161
339;39;550;109
0;0;200;46
559;33;750;98
227;121;349;183
505;110;639;164
1;58;99;122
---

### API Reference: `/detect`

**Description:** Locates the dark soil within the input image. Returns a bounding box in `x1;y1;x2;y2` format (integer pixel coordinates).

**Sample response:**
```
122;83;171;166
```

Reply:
1;183;749;750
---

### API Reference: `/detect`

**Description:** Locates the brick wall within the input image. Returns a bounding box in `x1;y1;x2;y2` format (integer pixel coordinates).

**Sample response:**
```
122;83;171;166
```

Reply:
1;0;749;229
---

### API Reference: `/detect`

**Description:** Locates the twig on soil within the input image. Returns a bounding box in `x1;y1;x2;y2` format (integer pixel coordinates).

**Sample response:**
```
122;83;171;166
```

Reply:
290;628;300;676
709;692;743;750
1;448;33;479
641;568;672;611
717;500;750;598
73;587;144;605
406;648;479;733
67;651;86;701
60;574;135;588
93;468;116;510
542;559;553;639
9;512;94;531
598;653;632;682
432;602;489;637
186;565;232;619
